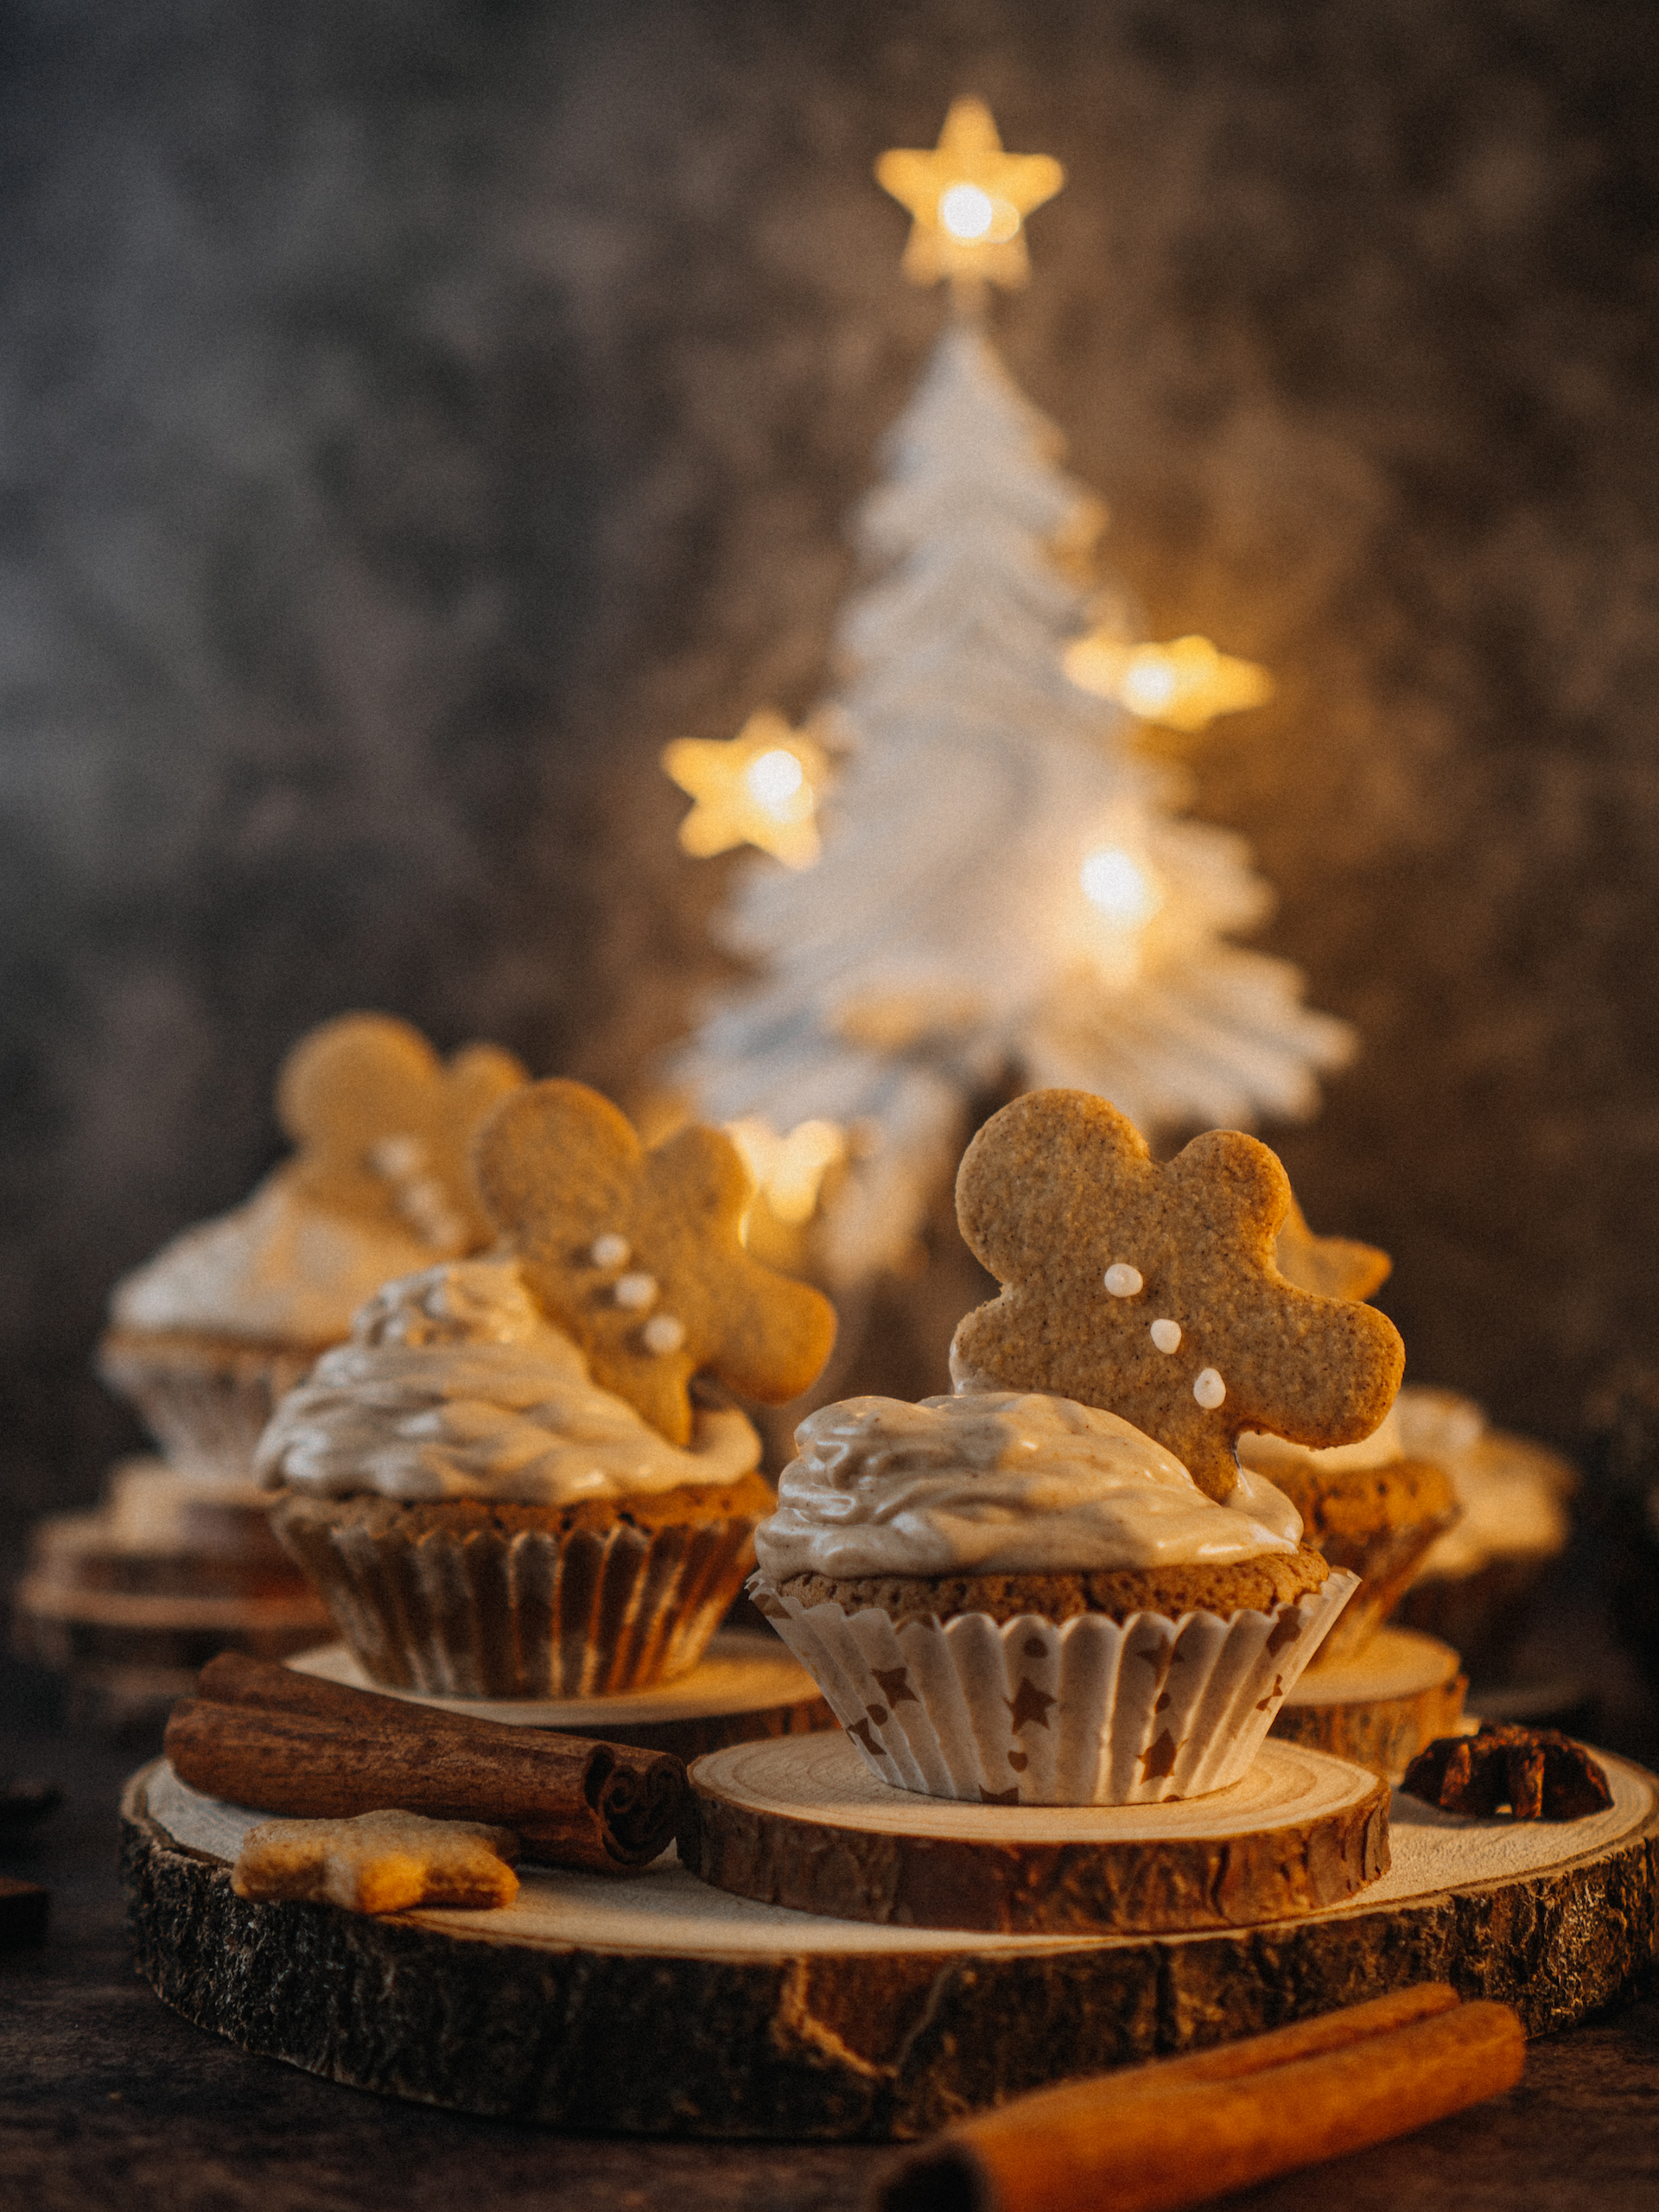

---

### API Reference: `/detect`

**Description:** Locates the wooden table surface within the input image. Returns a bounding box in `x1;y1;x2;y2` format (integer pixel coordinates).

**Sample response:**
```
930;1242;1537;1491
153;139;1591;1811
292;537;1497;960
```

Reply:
3;1656;1656;2212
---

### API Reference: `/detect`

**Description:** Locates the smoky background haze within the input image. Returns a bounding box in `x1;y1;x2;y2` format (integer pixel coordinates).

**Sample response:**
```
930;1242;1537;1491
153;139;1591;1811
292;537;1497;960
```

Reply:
3;0;1659;1567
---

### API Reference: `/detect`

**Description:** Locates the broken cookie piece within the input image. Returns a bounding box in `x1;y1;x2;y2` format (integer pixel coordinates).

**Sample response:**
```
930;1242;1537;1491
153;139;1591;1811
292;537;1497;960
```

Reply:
232;1807;520;1914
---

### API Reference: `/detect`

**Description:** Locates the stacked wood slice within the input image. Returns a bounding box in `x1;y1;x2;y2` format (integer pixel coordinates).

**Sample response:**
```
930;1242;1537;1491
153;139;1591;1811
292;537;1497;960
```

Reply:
1270;1626;1468;1779
12;1459;331;1730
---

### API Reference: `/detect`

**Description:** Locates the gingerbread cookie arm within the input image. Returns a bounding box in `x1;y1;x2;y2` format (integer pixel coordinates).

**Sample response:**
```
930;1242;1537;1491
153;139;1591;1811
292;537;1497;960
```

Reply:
641;1127;837;1407
1274;1194;1393;1302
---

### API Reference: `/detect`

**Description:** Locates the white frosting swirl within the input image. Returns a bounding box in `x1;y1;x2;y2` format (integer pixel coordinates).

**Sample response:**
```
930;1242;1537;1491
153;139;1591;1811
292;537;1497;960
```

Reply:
753;1392;1301;1580
1236;1402;1406;1479
111;1173;440;1348
256;1260;760;1506
1395;1386;1572;1578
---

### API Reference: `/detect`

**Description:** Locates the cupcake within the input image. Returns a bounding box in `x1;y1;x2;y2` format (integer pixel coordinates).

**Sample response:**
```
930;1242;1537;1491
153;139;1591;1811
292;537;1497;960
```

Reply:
258;1078;836;1698
751;1391;1351;1804
1389;1385;1574;1677
99;1014;526;1478
1235;1414;1459;1667
751;1090;1401;1805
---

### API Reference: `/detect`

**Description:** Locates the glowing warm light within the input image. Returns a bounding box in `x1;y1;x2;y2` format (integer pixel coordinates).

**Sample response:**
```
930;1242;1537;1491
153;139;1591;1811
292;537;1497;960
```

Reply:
744;747;806;814
663;709;830;869
939;182;994;239
1081;845;1162;928
728;1116;848;1234
876;99;1064;293
1063;632;1275;733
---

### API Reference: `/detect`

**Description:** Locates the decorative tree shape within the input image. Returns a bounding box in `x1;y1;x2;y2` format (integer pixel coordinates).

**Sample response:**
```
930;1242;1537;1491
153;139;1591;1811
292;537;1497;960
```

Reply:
667;106;1352;1284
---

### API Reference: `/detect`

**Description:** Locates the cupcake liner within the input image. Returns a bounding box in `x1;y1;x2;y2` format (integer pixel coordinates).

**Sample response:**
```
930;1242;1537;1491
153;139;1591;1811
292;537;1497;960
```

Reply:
747;1567;1358;1805
98;1333;318;1481
271;1497;762;1698
1305;1519;1458;1668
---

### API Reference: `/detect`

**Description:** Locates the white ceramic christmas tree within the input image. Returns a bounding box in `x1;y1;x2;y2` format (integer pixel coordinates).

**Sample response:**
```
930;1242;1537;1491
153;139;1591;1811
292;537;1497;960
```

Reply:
667;102;1352;1284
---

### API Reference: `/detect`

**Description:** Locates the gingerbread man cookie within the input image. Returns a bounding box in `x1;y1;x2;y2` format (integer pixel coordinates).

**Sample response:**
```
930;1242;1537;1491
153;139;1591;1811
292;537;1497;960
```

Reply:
474;1080;837;1446
952;1090;1403;1501
1274;1194;1392;1303
232;1808;519;1915
277;1013;527;1255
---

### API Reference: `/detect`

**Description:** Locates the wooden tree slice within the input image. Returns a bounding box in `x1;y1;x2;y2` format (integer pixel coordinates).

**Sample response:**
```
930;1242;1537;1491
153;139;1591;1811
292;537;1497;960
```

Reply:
123;1747;1659;2139
289;1631;834;1761
680;1732;1389;1933
1271;1627;1468;1779
11;1574;333;1669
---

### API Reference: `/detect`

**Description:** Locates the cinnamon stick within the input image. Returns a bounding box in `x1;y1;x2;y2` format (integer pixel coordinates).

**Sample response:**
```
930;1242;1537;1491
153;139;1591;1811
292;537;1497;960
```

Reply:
874;1988;1524;2212
165;1652;684;1872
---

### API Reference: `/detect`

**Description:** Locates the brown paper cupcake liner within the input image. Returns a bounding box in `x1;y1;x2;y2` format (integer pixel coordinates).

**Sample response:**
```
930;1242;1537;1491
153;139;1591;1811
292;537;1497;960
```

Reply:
1305;1517;1459;1667
98;1332;320;1481
270;1495;762;1698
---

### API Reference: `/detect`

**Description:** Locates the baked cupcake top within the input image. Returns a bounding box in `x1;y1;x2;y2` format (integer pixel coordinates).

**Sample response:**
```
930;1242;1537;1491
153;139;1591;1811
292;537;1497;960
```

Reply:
255;1260;761;1506
1395;1386;1573;1576
753;1390;1301;1582
108;1013;527;1350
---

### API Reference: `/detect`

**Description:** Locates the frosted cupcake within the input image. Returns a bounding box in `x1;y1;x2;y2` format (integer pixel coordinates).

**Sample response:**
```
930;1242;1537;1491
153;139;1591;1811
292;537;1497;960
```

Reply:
1236;1411;1459;1667
99;1014;525;1478
751;1391;1349;1803
750;1091;1402;1805
1390;1385;1574;1676
259;1078;836;1698
1254;1199;1459;1665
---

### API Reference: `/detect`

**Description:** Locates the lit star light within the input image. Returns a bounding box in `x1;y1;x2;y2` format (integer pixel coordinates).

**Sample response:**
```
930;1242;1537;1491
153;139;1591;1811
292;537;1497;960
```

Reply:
1064;632;1275;733
662;710;830;869
876;98;1064;294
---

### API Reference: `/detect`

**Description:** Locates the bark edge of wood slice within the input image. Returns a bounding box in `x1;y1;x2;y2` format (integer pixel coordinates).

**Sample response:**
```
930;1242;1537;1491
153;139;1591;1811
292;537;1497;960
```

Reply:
121;1751;1659;2139
1271;1627;1468;1780
680;1732;1392;1932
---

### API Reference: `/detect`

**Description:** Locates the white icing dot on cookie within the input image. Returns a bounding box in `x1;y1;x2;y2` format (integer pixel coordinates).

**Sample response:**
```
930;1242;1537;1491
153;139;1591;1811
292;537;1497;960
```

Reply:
368;1133;427;1180
641;1313;686;1356
589;1232;631;1269
1192;1367;1226;1409
613;1272;658;1311
1103;1264;1143;1298
1150;1318;1181;1354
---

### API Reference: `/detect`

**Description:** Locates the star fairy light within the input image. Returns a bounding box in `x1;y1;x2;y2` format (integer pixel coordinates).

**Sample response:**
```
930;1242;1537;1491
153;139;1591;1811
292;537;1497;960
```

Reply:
1064;632;1275;733
726;1116;848;1244
875;98;1064;295
662;709;830;869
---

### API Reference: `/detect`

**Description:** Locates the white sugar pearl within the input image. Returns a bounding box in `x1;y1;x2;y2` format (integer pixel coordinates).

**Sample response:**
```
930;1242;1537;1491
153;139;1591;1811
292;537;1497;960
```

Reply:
590;1233;631;1268
1103;1264;1143;1298
1192;1368;1226;1409
641;1313;686;1356
369;1133;427;1179
1150;1319;1181;1354
613;1272;658;1311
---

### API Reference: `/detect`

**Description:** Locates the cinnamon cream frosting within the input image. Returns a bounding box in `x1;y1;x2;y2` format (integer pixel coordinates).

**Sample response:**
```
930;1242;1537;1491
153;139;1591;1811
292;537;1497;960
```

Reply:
255;1260;760;1505
753;1390;1301;1581
111;1173;442;1348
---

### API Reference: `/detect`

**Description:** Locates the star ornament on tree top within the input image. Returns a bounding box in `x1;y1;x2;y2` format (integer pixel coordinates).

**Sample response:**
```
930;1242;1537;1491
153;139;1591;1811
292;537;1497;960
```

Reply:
662;709;830;869
876;98;1064;295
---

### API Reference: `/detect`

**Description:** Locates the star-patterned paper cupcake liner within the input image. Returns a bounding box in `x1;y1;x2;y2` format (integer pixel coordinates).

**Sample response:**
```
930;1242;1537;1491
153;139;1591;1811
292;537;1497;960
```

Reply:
747;1567;1358;1805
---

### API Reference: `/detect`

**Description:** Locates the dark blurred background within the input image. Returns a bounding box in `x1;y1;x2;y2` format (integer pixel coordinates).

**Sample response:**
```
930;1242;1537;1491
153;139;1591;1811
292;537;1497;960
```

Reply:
3;0;1659;1590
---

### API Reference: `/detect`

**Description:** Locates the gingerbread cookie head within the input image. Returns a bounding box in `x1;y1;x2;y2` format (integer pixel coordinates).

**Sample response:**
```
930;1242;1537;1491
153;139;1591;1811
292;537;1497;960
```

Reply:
951;1090;1404;1501
1274;1195;1392;1303
474;1079;837;1446
276;1013;527;1255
